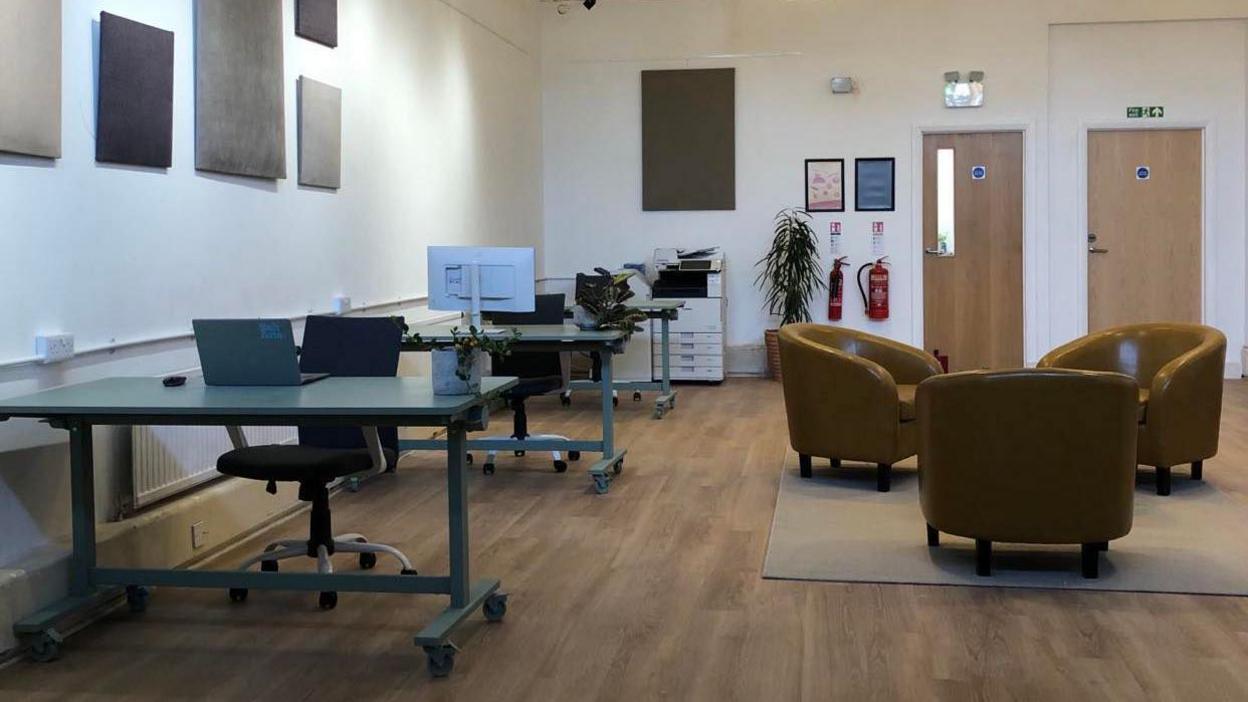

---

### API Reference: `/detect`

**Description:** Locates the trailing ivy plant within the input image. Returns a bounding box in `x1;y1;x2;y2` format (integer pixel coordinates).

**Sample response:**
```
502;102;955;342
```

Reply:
576;268;649;338
755;208;825;325
406;326;520;381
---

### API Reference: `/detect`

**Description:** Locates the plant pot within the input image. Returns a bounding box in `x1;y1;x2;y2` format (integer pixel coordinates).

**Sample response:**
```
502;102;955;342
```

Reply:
764;328;782;381
432;348;483;395
571;306;600;331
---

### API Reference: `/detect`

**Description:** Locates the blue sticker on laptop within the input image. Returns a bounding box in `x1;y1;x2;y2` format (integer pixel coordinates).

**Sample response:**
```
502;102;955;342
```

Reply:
258;321;285;340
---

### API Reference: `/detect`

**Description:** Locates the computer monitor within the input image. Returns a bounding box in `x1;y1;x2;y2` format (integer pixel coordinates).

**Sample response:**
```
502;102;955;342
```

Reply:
428;246;536;327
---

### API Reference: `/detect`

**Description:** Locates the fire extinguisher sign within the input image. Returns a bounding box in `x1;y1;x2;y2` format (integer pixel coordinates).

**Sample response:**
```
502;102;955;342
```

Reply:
830;221;842;256
871;221;886;257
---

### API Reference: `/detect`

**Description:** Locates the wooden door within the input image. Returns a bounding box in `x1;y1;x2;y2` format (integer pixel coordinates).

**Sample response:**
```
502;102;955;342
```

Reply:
1087;129;1202;331
922;132;1024;371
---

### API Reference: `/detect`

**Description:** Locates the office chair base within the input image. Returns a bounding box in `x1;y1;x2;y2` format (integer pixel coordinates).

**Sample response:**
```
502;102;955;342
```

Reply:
230;537;417;606
478;434;573;474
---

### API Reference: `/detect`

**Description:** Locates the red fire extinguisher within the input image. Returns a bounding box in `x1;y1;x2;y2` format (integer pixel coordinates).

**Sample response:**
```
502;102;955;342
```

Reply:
828;256;848;321
857;257;890;320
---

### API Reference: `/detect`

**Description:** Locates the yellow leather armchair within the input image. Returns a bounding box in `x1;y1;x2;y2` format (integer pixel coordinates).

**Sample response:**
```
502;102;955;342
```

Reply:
778;324;943;491
918;369;1139;578
1037;323;1226;495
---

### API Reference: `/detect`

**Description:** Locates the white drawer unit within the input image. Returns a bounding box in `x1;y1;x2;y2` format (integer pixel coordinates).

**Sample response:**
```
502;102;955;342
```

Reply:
666;365;723;381
656;352;723;368
652;294;726;382
666;297;725;333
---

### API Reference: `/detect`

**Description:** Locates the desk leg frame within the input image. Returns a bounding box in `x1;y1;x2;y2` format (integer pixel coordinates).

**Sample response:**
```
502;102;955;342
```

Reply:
14;420;505;677
588;351;626;494
652;315;677;419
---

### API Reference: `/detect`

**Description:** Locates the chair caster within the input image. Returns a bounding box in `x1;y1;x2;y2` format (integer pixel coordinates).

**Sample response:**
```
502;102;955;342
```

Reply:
319;591;338;610
261;559;279;572
613;396;619;408
359;552;377;570
633;391;643;402
228;588;248;603
483;462;496;475
26;630;63;663
569;451;581;461
560;393;572;407
125;585;150;613
465;453;473;465
514;450;526;457
553;460;569;473
424;644;457;678
401;568;420;576
483;593;508;622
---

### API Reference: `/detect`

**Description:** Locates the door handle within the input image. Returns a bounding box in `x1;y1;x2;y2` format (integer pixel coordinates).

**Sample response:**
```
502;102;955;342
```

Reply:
924;247;945;256
1088;247;1110;254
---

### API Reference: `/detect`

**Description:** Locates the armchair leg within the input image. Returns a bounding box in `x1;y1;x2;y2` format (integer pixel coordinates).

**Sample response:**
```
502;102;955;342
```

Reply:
1191;460;1203;482
799;454;812;479
876;463;892;493
1081;543;1101;579
975;540;992;577
926;524;940;547
1155;466;1172;496
1096;541;1109;552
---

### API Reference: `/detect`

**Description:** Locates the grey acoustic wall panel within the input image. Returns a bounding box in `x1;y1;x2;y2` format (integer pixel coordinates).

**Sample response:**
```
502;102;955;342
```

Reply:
195;0;286;179
96;12;175;168
641;68;736;211
0;0;62;158
296;0;337;48
298;77;341;189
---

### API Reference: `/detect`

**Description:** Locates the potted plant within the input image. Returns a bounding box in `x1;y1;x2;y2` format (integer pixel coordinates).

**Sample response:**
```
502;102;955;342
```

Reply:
574;268;649;338
407;326;519;395
755;208;825;380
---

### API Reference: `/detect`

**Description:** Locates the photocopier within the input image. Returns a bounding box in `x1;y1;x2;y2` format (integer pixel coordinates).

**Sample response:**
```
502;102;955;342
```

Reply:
651;248;726;382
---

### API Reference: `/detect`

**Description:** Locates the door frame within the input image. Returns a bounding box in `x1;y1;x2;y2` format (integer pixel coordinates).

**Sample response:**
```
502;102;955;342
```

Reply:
909;122;1036;364
1075;120;1216;336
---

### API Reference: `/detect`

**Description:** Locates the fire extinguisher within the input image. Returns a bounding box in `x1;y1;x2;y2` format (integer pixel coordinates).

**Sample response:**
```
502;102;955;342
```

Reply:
828;256;848;321
857;257;890;320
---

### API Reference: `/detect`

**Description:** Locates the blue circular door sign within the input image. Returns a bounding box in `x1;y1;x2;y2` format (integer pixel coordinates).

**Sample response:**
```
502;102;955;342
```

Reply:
1136;166;1151;181
971;165;987;180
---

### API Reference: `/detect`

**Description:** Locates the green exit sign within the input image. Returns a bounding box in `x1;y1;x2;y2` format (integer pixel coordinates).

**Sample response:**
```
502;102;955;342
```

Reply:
1127;106;1165;119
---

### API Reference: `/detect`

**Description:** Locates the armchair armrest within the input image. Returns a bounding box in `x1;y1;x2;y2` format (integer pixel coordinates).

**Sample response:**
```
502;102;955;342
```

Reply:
1147;333;1226;463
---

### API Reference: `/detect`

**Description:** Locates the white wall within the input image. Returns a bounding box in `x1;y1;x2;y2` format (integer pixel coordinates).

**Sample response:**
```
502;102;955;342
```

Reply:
0;0;542;568
539;0;1248;374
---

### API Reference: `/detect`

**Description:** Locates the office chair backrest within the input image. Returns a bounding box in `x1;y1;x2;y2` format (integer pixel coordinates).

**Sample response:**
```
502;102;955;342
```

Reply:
297;316;404;463
491;294;565;381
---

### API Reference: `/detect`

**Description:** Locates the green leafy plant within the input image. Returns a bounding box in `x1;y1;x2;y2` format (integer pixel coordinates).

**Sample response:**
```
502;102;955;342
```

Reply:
407;326;520;381
576;268;649;338
755;208;825;326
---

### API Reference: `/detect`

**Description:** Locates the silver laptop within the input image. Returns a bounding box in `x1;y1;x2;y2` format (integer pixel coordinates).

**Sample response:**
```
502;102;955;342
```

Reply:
193;319;329;386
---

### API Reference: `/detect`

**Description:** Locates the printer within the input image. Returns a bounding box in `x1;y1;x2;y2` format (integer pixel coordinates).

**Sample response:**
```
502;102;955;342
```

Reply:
650;248;726;382
652;248;724;298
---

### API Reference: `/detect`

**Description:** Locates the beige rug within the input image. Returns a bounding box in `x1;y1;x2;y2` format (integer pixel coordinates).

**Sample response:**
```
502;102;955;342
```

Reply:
763;450;1248;595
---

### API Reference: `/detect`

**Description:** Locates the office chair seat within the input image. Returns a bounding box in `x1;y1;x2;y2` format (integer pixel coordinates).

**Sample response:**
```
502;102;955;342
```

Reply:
508;375;563;399
218;445;397;484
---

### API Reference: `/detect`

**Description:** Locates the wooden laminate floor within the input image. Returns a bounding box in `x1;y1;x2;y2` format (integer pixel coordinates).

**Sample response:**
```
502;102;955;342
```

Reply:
5;379;1248;701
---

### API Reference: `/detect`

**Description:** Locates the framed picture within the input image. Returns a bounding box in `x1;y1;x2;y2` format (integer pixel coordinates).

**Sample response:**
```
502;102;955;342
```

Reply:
805;159;845;212
855;157;896;212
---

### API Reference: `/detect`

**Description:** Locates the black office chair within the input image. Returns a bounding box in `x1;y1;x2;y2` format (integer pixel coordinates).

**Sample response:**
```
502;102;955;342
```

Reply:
216;315;415;610
479;293;578;475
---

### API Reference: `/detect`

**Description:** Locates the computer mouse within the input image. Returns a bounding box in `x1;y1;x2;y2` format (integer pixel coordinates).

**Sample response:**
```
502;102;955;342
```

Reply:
162;375;187;388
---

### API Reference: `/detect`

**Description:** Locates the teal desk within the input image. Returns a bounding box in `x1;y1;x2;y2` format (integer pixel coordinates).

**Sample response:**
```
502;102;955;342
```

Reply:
402;323;627;494
564;299;684;419
0;376;515;676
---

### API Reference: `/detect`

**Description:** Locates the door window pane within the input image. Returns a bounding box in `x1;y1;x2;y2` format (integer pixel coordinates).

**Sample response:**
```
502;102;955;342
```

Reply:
936;148;955;256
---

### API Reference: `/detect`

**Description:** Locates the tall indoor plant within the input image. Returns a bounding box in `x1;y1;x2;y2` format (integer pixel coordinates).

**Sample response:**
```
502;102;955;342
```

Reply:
755;208;825;380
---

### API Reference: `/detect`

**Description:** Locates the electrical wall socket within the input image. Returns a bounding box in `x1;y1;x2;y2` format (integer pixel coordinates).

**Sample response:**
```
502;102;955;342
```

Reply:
35;333;75;364
332;295;352;315
191;521;208;550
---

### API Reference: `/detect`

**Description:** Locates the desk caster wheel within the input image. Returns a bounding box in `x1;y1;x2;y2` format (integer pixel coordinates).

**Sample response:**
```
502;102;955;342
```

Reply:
613;459;624;476
593;475;610;495
560;394;571;407
483;462;496;475
553;460;568;473
483;593;508;622
425;645;456;678
359;552;377;570
465;453;474;465
569;451;581;461
319;591;338;610
228;588;248;603
613;396;619;408
261;559;279;572
633;391;642;402
27;631;62;663
653;407;664;419
126;585;150;613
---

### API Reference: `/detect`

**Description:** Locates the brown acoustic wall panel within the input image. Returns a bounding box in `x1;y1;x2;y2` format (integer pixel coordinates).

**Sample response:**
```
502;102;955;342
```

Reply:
641;68;736;211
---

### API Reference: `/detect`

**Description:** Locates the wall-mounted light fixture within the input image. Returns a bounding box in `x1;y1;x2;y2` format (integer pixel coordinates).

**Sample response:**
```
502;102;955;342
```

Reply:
830;77;855;94
944;71;985;108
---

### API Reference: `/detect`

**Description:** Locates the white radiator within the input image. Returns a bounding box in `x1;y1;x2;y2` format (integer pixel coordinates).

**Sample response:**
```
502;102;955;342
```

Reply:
129;425;297;511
